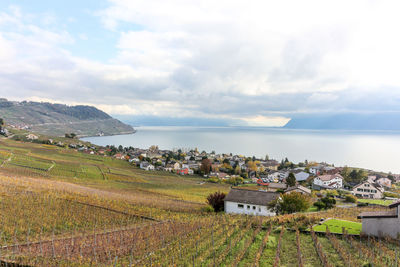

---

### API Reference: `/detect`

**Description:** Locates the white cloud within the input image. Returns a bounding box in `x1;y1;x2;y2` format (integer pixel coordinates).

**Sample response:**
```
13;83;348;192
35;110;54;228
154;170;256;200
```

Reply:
1;1;400;125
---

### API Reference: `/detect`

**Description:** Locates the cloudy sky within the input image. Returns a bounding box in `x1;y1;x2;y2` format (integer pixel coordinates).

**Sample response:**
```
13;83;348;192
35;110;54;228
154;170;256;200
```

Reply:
1;0;400;126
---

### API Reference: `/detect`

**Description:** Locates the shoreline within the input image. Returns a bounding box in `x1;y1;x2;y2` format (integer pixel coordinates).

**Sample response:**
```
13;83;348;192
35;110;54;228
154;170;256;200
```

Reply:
78;129;136;139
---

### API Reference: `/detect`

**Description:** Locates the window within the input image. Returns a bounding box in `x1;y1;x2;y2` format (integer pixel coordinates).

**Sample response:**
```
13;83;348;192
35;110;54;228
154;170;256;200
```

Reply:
238;204;244;209
258;207;261;212
247;205;250;209
253;206;256;210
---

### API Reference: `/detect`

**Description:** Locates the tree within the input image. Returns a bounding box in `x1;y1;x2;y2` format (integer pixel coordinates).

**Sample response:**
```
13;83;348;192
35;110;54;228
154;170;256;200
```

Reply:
206;191;226;212
247;161;257;172
65;133;76;139
345;194;357;203
321;196;336;209
286;173;296;187
267;192;311;214
200;158;212;174
313;196;336;210
226;176;244;185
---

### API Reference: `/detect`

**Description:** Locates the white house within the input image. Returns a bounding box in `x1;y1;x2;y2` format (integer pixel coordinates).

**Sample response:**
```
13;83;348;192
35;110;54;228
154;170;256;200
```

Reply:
358;201;400;238
224;188;279;216
140;162;155;171
352;182;384;199
309;165;322;175
376;177;392;188
26;134;38;140
173;162;181;170
267;171;280;180
313;174;343;189
279;171;289;180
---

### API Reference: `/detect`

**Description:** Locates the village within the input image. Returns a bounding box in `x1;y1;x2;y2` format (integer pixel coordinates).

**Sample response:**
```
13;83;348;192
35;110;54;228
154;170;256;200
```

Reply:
20;132;400;239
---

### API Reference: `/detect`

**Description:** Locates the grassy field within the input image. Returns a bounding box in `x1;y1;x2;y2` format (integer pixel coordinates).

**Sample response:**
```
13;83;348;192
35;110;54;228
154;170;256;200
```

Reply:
0;137;398;266
358;199;395;206
313;219;362;235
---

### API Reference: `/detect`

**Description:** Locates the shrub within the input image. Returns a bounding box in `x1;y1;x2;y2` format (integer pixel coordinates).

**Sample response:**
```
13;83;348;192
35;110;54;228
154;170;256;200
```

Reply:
268;192;311;214
225;176;244;185
313;196;336;210
345;194;357;203
321;196;336;209
206;191;226;212
201;205;214;212
313;201;325;211
207;177;220;183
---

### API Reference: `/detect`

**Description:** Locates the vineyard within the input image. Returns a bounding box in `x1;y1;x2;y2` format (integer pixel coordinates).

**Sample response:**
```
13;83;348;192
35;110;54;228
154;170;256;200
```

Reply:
0;138;399;266
1;206;400;266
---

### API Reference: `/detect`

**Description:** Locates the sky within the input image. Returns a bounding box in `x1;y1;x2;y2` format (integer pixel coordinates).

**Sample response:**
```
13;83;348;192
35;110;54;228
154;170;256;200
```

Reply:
1;0;400;126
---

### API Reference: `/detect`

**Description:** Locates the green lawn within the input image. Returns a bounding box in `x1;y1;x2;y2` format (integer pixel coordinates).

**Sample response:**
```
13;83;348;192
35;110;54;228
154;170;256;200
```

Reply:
313;219;362;235
357;199;394;206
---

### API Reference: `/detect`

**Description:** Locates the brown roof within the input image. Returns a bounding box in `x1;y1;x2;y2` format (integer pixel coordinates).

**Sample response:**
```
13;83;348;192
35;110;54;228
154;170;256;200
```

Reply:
224;188;279;206
358;209;397;219
285;185;311;195
317;174;343;181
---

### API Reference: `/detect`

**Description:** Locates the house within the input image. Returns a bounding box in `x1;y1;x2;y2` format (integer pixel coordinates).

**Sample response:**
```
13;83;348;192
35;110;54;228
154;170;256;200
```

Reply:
177;168;189;175
267;171;280;181
284;185;311;195
313;174;343;189
367;176;377;183
224;188;279;216
309;165;322;176
26;134;38;140
256;180;287;191
358;200;400;238
352;181;384;199
278;171;289;180
140;161;155;171
173;162;181;170
260;160;280;171
376;177;392;188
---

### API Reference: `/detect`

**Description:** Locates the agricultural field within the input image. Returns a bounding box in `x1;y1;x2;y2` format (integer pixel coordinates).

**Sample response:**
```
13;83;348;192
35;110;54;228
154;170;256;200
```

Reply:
0;138;399;266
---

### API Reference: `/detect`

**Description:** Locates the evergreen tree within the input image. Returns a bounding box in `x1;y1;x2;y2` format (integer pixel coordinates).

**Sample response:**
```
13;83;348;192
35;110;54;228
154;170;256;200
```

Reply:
286;173;296;187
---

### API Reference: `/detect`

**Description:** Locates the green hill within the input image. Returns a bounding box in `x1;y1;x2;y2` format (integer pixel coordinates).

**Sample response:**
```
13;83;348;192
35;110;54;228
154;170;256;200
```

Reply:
0;98;134;137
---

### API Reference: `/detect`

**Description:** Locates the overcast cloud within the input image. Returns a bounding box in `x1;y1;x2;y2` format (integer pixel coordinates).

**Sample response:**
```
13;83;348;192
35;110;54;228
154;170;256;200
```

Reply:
1;1;400;126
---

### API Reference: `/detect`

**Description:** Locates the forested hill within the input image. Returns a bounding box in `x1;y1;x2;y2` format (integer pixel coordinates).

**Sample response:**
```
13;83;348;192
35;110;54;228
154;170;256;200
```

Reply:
0;98;134;137
284;113;400;131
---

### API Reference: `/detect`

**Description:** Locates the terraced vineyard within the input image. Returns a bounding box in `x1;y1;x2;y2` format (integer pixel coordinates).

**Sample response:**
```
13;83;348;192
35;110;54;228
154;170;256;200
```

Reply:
0;138;399;266
1;210;400;266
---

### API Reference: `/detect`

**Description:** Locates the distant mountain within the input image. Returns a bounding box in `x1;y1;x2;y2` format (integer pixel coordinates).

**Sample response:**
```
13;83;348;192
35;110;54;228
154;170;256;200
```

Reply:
284;113;400;130
0;98;134;137
115;115;236;127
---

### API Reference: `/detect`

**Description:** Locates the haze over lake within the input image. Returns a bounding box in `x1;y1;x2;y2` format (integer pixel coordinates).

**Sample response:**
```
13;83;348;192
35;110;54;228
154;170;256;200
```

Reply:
83;126;400;174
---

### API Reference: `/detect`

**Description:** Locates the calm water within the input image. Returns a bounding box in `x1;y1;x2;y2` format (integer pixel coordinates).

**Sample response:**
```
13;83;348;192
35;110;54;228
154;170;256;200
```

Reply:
82;126;400;173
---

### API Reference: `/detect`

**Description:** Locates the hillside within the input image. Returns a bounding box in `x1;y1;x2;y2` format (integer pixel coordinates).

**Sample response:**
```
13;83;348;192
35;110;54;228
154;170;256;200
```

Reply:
0;137;395;266
0;98;135;137
284;113;400;130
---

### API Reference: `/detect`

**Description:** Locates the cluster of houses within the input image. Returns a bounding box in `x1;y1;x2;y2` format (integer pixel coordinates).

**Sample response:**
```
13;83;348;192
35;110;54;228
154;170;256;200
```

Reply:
9;132;400;238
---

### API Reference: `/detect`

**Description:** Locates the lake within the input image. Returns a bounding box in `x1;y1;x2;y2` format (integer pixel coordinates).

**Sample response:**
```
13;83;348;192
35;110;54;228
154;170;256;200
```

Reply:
82;126;400;173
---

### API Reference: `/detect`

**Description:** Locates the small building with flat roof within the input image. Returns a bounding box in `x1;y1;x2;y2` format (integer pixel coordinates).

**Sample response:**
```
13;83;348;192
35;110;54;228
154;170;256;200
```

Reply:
358;200;400;238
